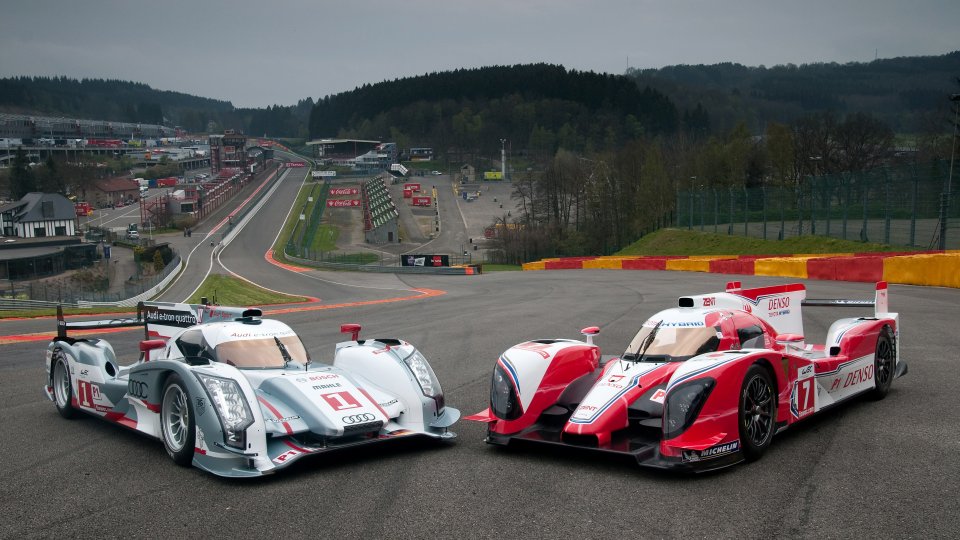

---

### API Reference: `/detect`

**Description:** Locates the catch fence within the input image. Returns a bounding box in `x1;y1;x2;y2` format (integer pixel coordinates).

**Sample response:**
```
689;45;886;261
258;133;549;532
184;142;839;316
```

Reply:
675;161;959;249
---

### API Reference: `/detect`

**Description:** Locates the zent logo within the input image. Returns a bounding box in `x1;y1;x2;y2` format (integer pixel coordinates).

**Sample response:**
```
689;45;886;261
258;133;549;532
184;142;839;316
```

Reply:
703;297;715;307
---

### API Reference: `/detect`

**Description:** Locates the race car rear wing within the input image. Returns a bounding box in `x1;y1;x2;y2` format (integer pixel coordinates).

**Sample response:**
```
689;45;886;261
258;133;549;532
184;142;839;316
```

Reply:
56;305;148;340
802;281;890;317
55;301;262;342
680;281;892;338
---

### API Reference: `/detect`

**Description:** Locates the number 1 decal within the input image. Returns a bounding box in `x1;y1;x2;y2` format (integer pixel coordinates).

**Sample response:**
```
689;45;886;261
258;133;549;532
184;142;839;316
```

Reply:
321;391;362;411
77;380;94;408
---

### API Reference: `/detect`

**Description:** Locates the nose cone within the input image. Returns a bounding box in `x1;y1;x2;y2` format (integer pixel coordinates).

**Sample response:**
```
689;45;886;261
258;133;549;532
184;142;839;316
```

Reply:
258;371;387;437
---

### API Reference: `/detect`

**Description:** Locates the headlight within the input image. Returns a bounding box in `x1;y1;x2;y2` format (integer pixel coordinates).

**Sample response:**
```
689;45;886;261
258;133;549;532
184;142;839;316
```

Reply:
196;373;254;449
404;351;442;398
490;361;522;420
663;378;715;440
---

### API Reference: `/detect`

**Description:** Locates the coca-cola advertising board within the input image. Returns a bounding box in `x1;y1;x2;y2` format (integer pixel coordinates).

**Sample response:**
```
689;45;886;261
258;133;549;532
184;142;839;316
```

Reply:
412;196;432;206
329;187;359;196
326;199;361;208
403;189;412;198
403;183;421;192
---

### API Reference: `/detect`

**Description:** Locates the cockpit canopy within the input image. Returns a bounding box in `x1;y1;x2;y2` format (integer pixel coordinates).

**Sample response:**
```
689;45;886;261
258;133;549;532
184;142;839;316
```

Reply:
622;311;722;362
173;321;310;368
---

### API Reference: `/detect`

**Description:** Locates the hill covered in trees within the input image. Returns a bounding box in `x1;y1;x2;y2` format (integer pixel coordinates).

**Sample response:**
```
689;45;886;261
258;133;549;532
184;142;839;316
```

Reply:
309;64;686;155
0;76;312;137
627;51;960;134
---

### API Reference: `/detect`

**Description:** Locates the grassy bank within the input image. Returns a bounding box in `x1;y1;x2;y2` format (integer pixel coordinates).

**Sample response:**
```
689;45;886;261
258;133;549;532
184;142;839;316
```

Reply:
186;274;309;305
616;229;910;257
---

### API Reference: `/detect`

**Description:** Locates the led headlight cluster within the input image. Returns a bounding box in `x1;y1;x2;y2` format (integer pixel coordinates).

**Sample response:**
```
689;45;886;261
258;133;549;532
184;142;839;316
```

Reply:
403;351;445;411
196;373;254;449
663;378;715;440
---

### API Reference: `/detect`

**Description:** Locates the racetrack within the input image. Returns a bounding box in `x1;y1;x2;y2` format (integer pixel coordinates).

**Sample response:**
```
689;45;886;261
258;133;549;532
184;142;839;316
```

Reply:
1;271;958;538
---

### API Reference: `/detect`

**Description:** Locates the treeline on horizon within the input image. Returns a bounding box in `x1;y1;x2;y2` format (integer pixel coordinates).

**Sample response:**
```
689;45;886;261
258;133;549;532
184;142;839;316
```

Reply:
0;76;312;138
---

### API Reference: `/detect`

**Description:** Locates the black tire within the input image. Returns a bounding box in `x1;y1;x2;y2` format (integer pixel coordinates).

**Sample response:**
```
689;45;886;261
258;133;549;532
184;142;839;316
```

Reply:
51;350;77;419
160;374;196;466
869;326;896;400
738;364;776;462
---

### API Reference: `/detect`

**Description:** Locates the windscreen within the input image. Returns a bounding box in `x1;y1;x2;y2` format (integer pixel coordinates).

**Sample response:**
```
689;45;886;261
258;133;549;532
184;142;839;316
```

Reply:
213;335;309;368
623;324;720;361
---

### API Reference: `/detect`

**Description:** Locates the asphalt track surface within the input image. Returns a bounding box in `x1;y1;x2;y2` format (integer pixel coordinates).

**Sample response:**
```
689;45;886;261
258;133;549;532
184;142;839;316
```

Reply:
1;172;958;537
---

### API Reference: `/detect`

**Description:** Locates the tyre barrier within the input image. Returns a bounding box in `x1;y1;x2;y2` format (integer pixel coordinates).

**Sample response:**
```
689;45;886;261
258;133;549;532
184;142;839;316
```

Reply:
522;251;960;289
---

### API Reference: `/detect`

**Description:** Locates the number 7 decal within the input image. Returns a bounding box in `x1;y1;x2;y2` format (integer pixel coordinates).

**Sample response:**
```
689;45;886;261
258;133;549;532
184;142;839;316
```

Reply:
793;378;815;418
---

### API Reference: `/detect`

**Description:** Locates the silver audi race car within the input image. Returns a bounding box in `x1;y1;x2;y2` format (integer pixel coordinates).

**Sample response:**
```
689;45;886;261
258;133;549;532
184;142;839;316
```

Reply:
44;301;459;477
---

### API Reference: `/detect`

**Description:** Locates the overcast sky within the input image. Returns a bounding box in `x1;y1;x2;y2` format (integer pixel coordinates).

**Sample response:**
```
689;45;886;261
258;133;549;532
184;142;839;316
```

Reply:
1;0;957;109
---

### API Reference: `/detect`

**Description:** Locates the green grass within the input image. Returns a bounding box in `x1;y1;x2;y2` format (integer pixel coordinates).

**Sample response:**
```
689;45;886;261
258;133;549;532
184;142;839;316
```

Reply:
310;225;339;252
616;228;913;257
481;264;522;271
273;178;316;265
186;274;309;306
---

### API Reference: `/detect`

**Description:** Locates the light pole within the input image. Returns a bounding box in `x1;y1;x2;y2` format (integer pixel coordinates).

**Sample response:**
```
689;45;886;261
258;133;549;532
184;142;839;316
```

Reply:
500;138;507;180
941;93;960;249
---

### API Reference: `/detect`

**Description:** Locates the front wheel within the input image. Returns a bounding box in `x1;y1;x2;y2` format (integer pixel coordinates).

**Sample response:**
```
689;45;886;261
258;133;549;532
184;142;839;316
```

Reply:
160;374;196;466
52;351;77;419
739;364;776;462
869;326;896;400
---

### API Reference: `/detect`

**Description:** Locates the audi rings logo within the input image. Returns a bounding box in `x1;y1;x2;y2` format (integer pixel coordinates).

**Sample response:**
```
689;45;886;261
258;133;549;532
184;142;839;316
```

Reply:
128;380;149;399
341;413;376;424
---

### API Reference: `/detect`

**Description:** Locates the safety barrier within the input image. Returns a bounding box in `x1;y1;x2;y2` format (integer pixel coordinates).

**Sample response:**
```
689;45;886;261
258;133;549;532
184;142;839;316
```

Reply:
522;250;960;288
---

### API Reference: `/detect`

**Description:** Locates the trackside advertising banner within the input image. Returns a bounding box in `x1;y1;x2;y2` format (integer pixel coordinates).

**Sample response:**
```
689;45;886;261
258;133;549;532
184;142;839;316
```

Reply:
329;187;359;196
327;199;361;208
401;254;449;267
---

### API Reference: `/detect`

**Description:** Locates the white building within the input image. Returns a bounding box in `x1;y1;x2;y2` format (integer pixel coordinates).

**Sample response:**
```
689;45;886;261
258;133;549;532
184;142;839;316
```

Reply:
0;192;78;238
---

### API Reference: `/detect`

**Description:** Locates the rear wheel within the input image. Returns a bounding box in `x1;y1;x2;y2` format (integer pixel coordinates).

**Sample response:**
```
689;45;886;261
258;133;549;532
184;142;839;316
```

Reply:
869;326;896;400
52;351;77;419
739;364;776;462
160;374;195;466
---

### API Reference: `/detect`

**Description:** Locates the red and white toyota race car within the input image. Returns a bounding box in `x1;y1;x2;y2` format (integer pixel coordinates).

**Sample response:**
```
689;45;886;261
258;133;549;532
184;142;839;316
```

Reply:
467;281;905;472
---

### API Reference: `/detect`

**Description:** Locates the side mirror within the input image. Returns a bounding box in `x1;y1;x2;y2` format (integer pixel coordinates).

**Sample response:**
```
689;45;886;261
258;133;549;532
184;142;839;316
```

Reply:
340;324;362;341
139;339;166;362
580;326;600;346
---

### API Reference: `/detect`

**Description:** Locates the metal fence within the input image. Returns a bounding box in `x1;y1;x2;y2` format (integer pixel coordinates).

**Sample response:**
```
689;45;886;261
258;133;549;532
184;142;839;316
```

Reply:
0;254;182;307
675;161;959;249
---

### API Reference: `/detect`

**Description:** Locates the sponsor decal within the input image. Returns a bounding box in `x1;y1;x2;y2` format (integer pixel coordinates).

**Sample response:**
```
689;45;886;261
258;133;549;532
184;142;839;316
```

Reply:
273;449;300;464
195;397;206;417
80;369;89;377
659;321;706;327
829;364;874;391
703;297;716;307
798;364;814;378
128;380;149;399
342;413;377;424
329;187;358;196
768;297;790;310
267;415;301;423
649;388;667;404
144;308;198;328
297;374;338;383
684;440;741;462
312;382;342;390
378;399;399;407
